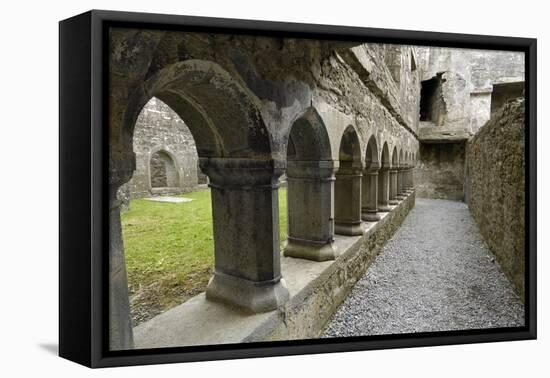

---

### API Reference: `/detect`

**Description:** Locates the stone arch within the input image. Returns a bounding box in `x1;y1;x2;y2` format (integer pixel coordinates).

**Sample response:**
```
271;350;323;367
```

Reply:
381;142;391;169
365;135;380;170
110;59;289;350
287;107;332;161
389;146;400;205
149;148;179;190
377;142;391;212
334;125;363;236
125;59;273;160
284;107;336;261
391;146;399;168
397;149;406;198
362;135;382;221
339;125;362;164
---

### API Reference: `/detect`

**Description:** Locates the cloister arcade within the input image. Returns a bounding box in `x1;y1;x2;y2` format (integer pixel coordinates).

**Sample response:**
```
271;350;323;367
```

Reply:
109;30;419;350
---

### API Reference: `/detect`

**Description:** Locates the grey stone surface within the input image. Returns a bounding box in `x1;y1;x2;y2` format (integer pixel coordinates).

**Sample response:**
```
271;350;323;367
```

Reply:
201;158;289;312
466;99;525;299
417;46;524;134
415;142;466;200
414;47;524;201
323;198;524;337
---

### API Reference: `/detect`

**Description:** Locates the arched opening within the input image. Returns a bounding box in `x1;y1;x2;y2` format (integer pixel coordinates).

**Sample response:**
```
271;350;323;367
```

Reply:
110;59;289;350
389;147;399;205
378;142;391;212
397;149;406;199
283;107;336;262
123;97;204;199
405;152;412;191
150;150;178;189
120;96;212;329
334;126;363;236
362;135;381;222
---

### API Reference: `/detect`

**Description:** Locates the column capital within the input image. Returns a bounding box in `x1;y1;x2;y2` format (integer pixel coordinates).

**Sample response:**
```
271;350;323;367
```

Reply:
287;159;338;180
109;151;136;193
337;161;363;176
365;161;381;173
200;157;284;190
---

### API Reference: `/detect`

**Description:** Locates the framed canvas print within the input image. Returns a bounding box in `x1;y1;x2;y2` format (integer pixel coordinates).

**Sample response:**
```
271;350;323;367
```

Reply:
59;10;536;368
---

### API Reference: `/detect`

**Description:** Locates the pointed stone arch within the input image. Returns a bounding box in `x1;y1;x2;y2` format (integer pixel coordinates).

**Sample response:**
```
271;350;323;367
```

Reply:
378;142;392;212
284;107;336;261
110;59;289;350
335;125;363;236
397;149;407;199
389;146;400;205
149;148;180;190
362;135;382;222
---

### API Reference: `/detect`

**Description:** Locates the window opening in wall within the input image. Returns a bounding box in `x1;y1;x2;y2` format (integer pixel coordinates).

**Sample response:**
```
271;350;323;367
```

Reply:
419;73;446;125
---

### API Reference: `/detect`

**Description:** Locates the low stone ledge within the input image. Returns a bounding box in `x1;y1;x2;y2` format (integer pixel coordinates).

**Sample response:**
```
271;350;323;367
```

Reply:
133;192;415;349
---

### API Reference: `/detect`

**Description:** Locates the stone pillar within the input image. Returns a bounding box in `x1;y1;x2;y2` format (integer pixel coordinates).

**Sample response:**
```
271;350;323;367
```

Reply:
396;166;406;200
377;166;391;212
361;162;381;221
334;162;363;236
407;165;415;191
109;180;134;351
284;160;337;261
201;158;289;313
405;168;413;192
389;169;399;205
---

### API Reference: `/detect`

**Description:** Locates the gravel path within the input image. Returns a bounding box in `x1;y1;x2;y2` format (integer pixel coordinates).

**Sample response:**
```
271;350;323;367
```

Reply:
323;198;524;337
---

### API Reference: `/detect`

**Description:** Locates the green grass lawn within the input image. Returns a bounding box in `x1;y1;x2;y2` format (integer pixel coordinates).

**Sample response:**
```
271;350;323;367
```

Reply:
122;187;288;325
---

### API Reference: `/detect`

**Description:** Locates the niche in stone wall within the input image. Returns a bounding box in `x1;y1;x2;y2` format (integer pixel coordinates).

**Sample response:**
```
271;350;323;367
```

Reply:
150;150;178;189
419;73;446;126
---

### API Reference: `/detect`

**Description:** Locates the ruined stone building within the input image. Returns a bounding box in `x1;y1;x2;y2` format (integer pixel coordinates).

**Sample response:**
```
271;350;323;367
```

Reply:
109;29;525;351
121;97;207;200
415;47;524;200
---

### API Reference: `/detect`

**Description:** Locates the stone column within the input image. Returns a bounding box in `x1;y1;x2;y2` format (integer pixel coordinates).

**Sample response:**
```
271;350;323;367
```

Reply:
410;164;415;189
377;165;391;212
334;162;363;236
396;166;406;200
389;169;399;205
405;167;413;192
109;177;134;351
284;160;337;261
201;158;289;313
361;162;381;221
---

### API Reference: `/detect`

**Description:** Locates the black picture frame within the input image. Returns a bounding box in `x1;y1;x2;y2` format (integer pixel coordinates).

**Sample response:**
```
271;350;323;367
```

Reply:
59;9;537;368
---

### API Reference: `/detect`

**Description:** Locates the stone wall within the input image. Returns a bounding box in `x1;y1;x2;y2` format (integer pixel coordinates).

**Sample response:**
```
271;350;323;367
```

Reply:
415;142;466;200
125;97;202;198
414;47;524;201
108;31;423;350
465;99;525;299
416;47;524;140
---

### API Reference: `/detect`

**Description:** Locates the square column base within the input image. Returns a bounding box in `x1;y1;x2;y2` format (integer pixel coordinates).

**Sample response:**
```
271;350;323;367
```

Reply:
335;221;363;236
378;204;391;212
362;211;381;222
283;239;336;262
205;272;289;313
